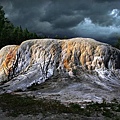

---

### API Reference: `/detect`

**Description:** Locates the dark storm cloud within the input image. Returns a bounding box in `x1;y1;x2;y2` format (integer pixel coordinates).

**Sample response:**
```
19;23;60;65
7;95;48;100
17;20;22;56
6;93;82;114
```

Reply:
94;0;120;3
1;0;120;43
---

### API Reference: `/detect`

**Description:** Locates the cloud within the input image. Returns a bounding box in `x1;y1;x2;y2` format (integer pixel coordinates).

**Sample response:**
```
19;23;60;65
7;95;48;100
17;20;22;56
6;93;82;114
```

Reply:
109;9;119;18
1;0;120;43
72;18;120;43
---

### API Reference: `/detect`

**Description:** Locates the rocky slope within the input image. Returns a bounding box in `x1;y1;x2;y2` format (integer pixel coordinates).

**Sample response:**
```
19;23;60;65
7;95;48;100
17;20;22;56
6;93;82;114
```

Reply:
0;38;120;102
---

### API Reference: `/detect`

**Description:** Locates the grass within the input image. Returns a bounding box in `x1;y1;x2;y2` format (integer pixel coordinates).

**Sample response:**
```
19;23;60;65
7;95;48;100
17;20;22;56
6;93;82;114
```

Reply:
0;93;120;119
0;93;70;117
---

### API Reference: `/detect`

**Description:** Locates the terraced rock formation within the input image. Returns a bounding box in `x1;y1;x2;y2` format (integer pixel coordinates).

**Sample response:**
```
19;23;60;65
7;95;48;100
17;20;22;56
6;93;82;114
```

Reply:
0;38;120;102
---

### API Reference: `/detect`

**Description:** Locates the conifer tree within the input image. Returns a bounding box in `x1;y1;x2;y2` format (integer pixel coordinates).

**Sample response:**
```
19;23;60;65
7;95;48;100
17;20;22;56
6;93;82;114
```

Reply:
0;5;40;48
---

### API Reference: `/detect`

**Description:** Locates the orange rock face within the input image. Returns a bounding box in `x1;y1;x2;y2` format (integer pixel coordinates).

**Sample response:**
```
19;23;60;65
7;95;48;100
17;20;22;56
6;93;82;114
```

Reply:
1;46;18;75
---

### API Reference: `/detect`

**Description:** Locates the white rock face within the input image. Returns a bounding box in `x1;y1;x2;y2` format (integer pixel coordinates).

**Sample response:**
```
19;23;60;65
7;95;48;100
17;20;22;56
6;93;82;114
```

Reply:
0;38;120;95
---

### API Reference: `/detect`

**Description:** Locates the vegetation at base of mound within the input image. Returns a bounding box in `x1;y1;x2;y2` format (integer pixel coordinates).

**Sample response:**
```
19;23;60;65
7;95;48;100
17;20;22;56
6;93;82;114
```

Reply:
0;93;120;119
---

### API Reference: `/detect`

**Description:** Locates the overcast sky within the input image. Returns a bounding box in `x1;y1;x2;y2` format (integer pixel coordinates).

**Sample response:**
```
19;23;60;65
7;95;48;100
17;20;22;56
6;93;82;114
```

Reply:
1;0;120;44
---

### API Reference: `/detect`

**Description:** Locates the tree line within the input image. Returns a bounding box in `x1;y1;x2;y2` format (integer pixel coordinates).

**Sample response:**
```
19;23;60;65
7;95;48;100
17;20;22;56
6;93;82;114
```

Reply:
0;6;39;48
115;38;120;49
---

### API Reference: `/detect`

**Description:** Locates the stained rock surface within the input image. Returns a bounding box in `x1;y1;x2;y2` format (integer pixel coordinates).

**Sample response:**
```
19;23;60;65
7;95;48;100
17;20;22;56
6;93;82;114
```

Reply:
0;38;120;102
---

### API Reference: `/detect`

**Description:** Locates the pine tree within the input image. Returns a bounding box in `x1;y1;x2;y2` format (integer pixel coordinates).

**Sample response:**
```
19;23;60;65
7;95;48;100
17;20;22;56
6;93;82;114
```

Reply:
0;5;40;48
0;6;5;33
115;38;120;49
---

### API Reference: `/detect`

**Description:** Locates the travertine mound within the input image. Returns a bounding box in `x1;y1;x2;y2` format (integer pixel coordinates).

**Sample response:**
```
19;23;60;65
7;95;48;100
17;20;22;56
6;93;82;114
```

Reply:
0;38;120;92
